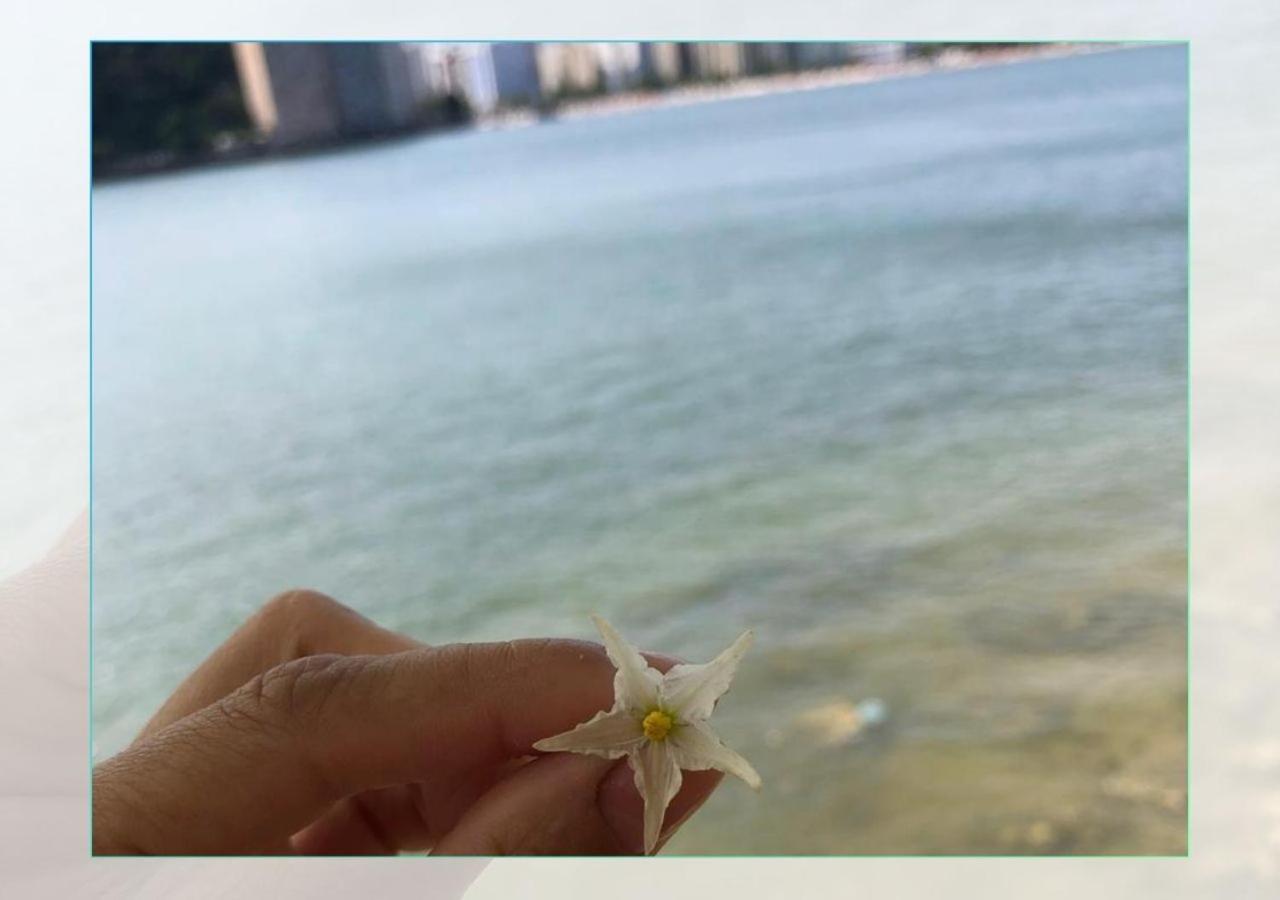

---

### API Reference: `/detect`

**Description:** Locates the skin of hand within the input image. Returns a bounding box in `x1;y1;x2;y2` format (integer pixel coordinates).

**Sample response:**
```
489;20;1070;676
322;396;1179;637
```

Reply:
92;590;722;855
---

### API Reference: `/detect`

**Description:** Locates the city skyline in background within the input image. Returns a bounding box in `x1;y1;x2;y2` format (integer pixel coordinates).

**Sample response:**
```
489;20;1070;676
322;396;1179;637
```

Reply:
232;42;912;146
93;41;1052;176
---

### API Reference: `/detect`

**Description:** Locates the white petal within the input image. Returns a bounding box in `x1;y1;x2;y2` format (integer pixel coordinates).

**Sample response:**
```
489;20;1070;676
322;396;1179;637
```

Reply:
659;629;754;721
632;739;683;855
592;614;661;713
533;706;645;759
669;719;762;790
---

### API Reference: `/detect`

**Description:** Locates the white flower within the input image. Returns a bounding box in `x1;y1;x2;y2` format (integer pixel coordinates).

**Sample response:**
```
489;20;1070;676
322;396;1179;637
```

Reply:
533;614;761;854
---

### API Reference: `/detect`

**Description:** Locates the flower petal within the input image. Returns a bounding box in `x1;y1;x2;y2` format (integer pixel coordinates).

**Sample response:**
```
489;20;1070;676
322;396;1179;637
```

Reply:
593;614;661;713
632;739;683;855
532;706;646;759
669;719;762;790
659;629;754;721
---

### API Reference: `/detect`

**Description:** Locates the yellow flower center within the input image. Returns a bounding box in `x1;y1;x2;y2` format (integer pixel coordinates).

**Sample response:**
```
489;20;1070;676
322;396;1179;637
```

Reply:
642;709;675;741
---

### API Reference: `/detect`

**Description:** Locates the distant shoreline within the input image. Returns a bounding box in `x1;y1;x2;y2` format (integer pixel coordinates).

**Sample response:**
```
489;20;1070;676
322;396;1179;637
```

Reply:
481;43;1115;131
95;43;1119;182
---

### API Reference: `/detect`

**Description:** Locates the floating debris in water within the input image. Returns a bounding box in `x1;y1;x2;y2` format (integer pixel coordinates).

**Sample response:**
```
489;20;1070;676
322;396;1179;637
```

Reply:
774;697;888;748
858;698;888;726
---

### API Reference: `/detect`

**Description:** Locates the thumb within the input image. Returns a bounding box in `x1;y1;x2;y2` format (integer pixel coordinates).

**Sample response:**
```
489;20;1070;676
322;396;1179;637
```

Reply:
433;753;723;855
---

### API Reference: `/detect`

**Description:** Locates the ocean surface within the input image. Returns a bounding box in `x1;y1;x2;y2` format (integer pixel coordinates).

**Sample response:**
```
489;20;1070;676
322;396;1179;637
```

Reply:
91;45;1187;853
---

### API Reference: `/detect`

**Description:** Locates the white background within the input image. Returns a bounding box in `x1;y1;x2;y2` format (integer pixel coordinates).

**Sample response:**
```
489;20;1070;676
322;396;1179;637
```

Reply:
1;1;1277;897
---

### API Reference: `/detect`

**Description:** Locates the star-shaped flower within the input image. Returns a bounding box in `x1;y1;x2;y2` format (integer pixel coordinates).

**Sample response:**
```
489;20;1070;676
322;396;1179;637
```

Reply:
533;614;761;854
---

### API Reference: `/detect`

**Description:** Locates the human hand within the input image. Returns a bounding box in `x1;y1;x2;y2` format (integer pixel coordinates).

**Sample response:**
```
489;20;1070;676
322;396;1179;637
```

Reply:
92;591;722;855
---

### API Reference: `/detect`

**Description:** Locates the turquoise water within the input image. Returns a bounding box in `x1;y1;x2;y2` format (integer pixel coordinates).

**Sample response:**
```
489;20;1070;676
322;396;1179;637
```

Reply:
92;46;1186;853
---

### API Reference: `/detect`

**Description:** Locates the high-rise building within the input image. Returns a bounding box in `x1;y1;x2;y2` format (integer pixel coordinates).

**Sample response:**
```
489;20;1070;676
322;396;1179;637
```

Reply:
638;42;684;85
686;43;746;80
849;42;908;65
406;43;499;114
327;43;419;135
232;42;431;146
790;42;855;70
536;44;603;97
404;43;545;114
593;43;643;92
741;42;792;75
490;43;542;106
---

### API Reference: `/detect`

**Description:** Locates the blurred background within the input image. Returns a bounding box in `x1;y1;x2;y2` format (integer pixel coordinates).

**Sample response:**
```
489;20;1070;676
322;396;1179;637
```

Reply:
90;41;1186;854
92;41;1046;177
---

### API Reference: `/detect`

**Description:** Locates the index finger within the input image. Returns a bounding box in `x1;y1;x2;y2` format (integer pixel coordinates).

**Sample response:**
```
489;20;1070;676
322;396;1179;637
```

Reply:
310;638;678;791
